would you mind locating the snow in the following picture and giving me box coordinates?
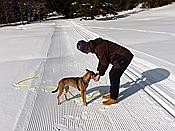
[0,3,175,131]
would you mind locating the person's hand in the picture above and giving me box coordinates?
[94,74,100,82]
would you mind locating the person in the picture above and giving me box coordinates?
[77,38,133,105]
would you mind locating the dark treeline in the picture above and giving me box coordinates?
[1,0,175,24]
[141,0,175,8]
[47,0,140,19]
[0,0,47,24]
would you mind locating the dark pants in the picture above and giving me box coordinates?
[109,58,133,100]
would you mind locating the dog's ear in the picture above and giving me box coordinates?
[86,69,90,72]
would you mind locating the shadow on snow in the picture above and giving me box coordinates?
[86,68,170,104]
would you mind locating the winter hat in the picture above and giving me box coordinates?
[77,40,89,54]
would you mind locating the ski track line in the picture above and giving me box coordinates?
[133,57,175,89]
[74,21,175,67]
[132,58,175,103]
[26,23,59,131]
[14,60,46,131]
[133,61,175,113]
[123,68,175,130]
[131,59,175,116]
[13,23,56,131]
[87,25,175,37]
[126,64,175,117]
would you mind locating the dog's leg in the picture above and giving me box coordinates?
[81,90,87,106]
[57,82,64,105]
[64,86,69,101]
[57,96,60,105]
[57,88,63,105]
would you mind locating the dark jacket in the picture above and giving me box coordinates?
[89,38,133,76]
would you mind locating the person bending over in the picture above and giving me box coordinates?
[77,38,133,105]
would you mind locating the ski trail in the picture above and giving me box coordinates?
[74,22,175,67]
[15,20,175,131]
[86,25,175,37]
[13,23,56,131]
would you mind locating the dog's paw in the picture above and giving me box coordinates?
[83,102,87,106]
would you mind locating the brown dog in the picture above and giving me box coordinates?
[52,69,96,106]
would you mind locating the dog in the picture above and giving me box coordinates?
[52,69,96,106]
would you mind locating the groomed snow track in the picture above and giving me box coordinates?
[14,20,175,131]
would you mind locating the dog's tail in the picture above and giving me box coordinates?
[51,87,59,93]
[52,83,60,93]
[52,81,62,93]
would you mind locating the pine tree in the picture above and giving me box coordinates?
[141,0,173,8]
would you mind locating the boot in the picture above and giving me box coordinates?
[102,94,110,99]
[102,98,118,106]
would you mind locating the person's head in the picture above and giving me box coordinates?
[77,40,91,54]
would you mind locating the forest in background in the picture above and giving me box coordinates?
[0,0,175,24]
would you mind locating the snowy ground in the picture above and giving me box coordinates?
[0,3,175,131]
